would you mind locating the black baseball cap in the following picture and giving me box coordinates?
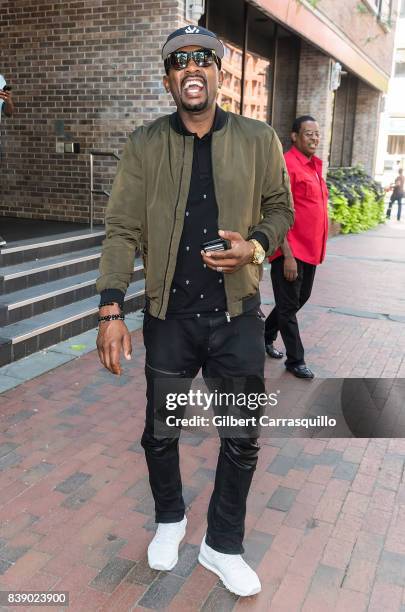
[162,25,224,60]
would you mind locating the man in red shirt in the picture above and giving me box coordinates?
[264,115,328,378]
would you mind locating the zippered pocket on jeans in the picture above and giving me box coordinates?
[145,363,187,376]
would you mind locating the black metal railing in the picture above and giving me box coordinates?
[89,151,120,230]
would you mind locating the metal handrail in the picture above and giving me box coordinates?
[89,150,120,230]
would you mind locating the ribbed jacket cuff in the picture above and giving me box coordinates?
[99,289,125,308]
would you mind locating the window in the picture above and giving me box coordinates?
[362,0,381,12]
[395,64,405,77]
[329,74,358,167]
[242,51,271,121]
[379,0,392,23]
[388,135,405,155]
[394,49,405,77]
[362,0,393,23]
[401,0,405,18]
[242,5,274,122]
[217,41,243,114]
[206,0,274,122]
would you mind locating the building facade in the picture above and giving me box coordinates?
[0,0,399,227]
[376,0,405,183]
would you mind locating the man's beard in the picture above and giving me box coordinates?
[180,98,209,112]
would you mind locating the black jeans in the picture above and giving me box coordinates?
[141,310,265,554]
[386,194,402,221]
[264,256,316,367]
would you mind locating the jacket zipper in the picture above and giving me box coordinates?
[157,135,186,319]
[211,131,230,318]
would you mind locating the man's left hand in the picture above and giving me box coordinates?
[0,90,14,116]
[0,90,10,102]
[201,230,254,273]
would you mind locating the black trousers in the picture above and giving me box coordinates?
[264,256,316,367]
[386,194,403,221]
[141,310,265,554]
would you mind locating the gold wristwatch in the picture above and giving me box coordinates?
[249,239,265,265]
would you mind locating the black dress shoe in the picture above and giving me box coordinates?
[265,343,284,359]
[286,364,315,379]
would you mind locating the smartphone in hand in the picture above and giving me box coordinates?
[201,238,231,253]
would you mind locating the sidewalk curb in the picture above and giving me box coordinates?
[0,311,144,394]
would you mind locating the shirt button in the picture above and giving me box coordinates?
[200,294,204,299]
[186,211,189,216]
[186,280,190,285]
[215,308,219,312]
[219,279,223,284]
[172,288,176,293]
[186,246,190,251]
[196,313,200,318]
[203,194,207,199]
[203,229,207,234]
[203,263,207,268]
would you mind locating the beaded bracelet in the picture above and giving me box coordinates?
[98,301,123,309]
[98,314,125,323]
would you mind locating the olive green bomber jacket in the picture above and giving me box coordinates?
[96,111,294,319]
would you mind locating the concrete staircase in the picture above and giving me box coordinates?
[0,230,145,366]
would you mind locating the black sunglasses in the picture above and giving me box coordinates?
[164,48,221,73]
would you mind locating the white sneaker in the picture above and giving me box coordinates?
[198,536,261,597]
[147,516,187,571]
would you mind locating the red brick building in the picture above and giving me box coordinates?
[0,0,399,228]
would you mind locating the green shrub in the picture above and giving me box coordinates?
[326,166,385,234]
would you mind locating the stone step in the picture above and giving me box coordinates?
[0,246,103,294]
[0,260,144,326]
[0,229,105,266]
[0,279,145,366]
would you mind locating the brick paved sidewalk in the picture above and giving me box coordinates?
[0,221,404,611]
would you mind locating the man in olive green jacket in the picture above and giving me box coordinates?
[96,26,293,597]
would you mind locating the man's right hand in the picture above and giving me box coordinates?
[96,306,132,375]
[283,256,298,282]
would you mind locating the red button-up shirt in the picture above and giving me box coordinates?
[270,146,329,265]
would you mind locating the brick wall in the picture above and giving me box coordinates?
[317,0,398,77]
[351,80,381,175]
[272,36,300,151]
[329,74,358,167]
[295,41,335,171]
[254,0,396,83]
[0,0,184,224]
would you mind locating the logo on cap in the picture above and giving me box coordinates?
[185,26,200,34]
